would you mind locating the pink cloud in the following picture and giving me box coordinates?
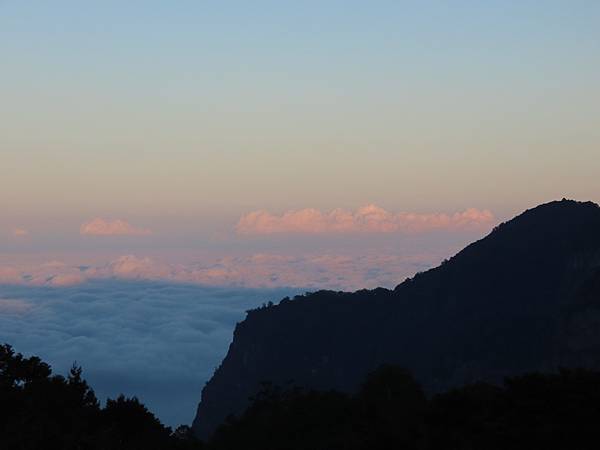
[236,205,495,235]
[80,218,152,236]
[12,228,29,237]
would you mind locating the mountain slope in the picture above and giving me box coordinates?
[192,199,600,439]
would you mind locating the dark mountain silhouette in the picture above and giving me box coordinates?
[193,199,600,439]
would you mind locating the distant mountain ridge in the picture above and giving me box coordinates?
[193,199,600,439]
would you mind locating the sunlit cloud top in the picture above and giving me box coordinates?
[80,218,152,236]
[237,205,495,235]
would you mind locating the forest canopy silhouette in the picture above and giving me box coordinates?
[3,343,600,450]
[0,344,201,450]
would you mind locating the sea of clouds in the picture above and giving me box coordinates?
[0,280,298,427]
[0,218,489,427]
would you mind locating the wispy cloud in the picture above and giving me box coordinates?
[236,205,495,235]
[80,218,152,236]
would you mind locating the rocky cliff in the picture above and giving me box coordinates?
[193,199,600,439]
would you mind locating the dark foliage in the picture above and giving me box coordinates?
[208,365,600,450]
[0,344,203,450]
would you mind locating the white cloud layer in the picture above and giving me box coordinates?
[0,280,295,428]
[80,218,152,236]
[236,205,494,235]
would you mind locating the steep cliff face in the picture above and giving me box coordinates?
[193,200,600,440]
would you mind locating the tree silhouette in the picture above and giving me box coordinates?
[5,342,600,449]
[0,343,203,450]
[356,365,427,449]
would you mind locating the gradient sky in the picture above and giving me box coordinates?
[1,0,599,283]
[2,0,600,428]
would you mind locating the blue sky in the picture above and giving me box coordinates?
[2,1,598,225]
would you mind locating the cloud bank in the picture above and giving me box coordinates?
[0,251,445,291]
[0,298,32,314]
[236,205,495,235]
[80,218,152,236]
[0,280,296,428]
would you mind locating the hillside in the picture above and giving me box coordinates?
[193,200,600,439]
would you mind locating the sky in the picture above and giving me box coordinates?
[1,1,599,279]
[2,1,599,226]
[1,0,599,426]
